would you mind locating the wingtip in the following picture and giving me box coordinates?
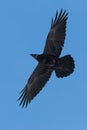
[17,89,31,108]
[50,9,69,29]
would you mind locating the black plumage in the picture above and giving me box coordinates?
[18,9,75,107]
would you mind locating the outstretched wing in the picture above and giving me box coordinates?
[43,9,68,57]
[18,63,53,107]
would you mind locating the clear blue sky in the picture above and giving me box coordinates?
[0,0,87,130]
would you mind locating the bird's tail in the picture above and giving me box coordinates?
[55,55,75,78]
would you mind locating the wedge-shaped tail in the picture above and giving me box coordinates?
[55,55,75,78]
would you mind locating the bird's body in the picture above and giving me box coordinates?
[31,54,57,66]
[18,9,75,107]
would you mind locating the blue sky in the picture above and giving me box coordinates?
[0,0,87,130]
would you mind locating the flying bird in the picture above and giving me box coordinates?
[18,9,75,107]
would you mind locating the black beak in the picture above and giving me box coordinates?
[30,54,34,57]
[30,54,38,60]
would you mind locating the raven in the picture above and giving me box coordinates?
[18,9,75,107]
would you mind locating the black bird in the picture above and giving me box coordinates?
[18,9,75,107]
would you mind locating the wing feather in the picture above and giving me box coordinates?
[18,63,53,107]
[43,9,68,56]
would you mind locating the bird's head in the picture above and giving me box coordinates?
[30,54,43,62]
[30,54,39,61]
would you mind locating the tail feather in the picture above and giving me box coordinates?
[55,55,75,78]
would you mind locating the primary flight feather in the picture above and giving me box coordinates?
[18,9,75,107]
